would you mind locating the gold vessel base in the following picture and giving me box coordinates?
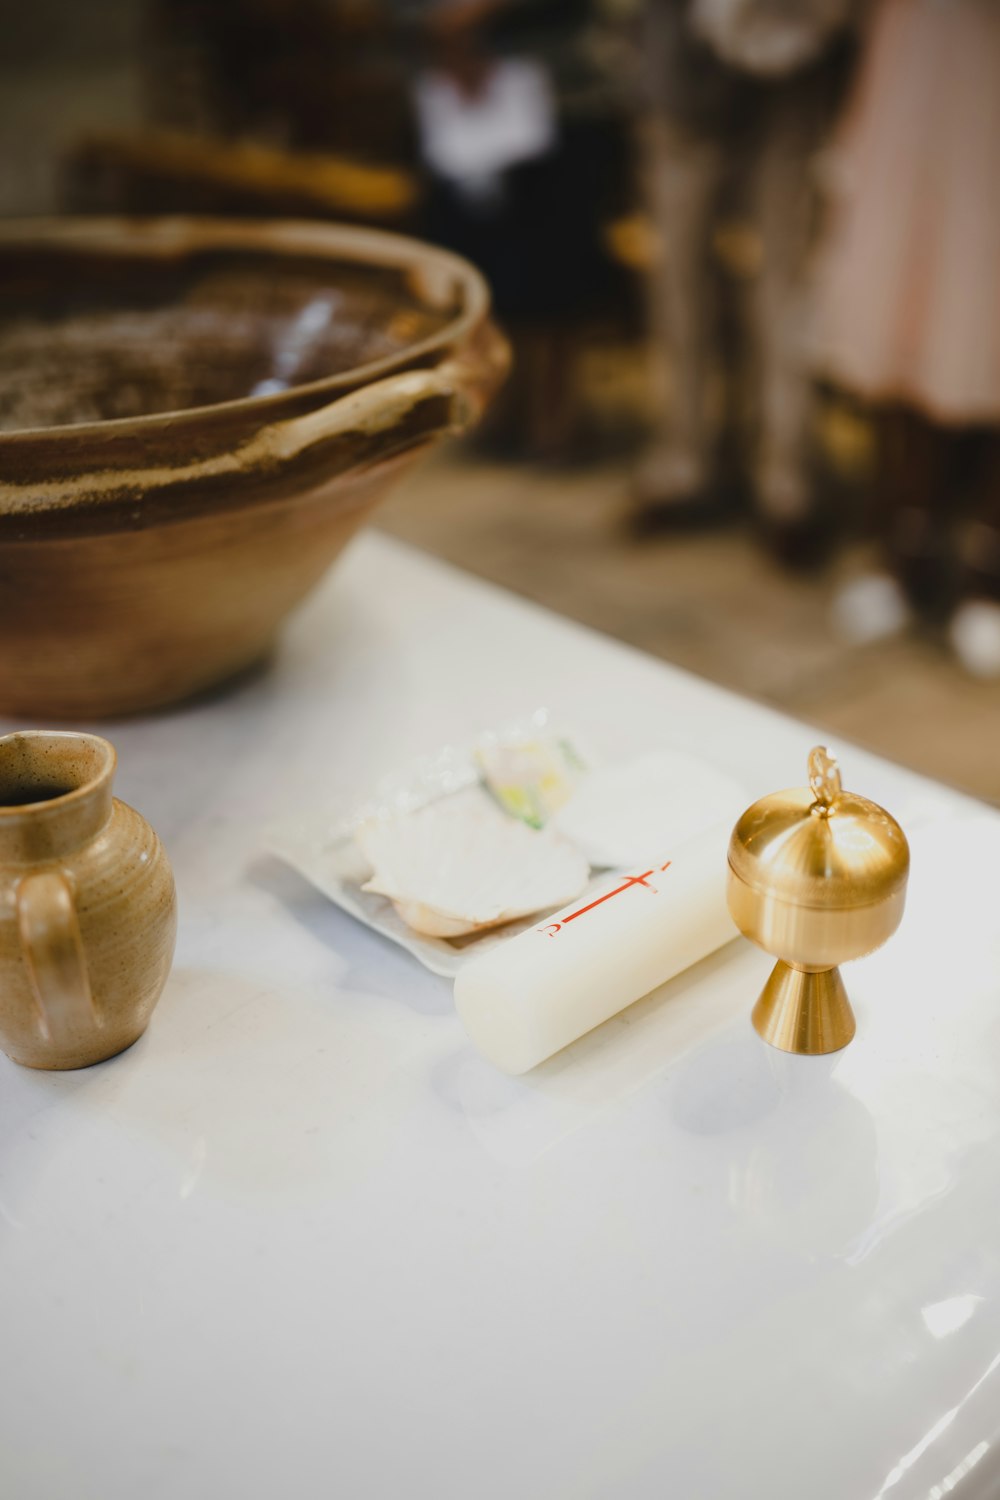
[752,962,856,1055]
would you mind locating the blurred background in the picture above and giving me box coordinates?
[3,0,999,798]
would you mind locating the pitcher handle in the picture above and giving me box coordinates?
[17,870,98,1042]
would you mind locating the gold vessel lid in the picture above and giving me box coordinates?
[728,747,909,910]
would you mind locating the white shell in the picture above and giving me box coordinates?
[356,792,589,938]
[551,750,748,869]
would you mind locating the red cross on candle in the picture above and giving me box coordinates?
[539,861,673,936]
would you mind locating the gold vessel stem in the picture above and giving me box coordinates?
[752,960,856,1055]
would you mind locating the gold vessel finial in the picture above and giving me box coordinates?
[808,745,841,811]
[726,747,909,1055]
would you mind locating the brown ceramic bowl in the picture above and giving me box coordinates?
[0,217,507,718]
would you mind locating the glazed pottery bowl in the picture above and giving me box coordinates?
[0,217,507,718]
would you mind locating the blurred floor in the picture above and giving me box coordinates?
[378,450,1000,805]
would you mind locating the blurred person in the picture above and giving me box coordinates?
[633,0,855,562]
[414,0,558,239]
[412,0,615,457]
[811,0,1000,674]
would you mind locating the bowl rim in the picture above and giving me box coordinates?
[0,214,492,442]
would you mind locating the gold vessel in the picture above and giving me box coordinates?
[727,747,909,1055]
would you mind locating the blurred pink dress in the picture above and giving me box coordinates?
[813,0,1000,425]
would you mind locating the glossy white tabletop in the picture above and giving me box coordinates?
[2,533,1000,1500]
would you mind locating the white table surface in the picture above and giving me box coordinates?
[3,533,1000,1500]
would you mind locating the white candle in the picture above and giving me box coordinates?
[453,821,737,1073]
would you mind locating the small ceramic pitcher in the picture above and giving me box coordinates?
[0,731,176,1069]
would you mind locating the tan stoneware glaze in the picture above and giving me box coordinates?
[0,217,508,718]
[0,731,177,1069]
